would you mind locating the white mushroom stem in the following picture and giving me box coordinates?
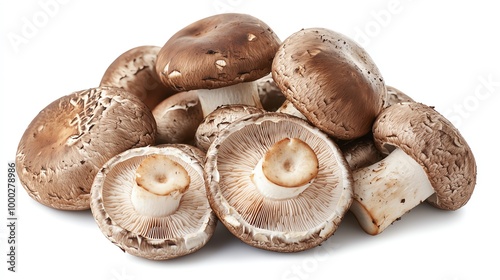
[251,138,319,200]
[350,148,435,235]
[131,154,190,217]
[197,81,262,117]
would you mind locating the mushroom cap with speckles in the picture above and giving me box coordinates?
[195,104,265,152]
[152,91,203,145]
[15,87,157,210]
[91,144,216,260]
[155,13,281,91]
[373,102,476,210]
[272,28,387,140]
[204,112,353,252]
[100,45,174,110]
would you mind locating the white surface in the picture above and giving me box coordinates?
[1,1,498,279]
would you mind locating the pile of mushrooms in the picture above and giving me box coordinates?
[15,13,477,259]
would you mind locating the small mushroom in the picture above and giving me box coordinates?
[350,102,477,235]
[100,45,174,110]
[152,91,203,145]
[384,85,415,107]
[272,28,387,140]
[205,112,353,252]
[91,144,216,260]
[16,87,157,210]
[155,13,281,116]
[194,104,265,152]
[340,134,384,170]
[256,74,286,111]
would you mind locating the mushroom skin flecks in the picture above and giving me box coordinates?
[16,87,157,210]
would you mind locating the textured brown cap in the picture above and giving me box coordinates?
[156,13,281,91]
[16,87,157,210]
[273,28,387,140]
[373,102,476,210]
[100,45,174,109]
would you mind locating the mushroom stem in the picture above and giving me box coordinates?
[350,148,435,235]
[196,81,263,117]
[251,138,319,200]
[131,154,190,217]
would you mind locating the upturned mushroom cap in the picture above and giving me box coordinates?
[152,91,203,144]
[373,102,476,210]
[100,45,174,109]
[155,13,281,91]
[91,144,216,260]
[16,87,157,210]
[194,104,265,151]
[205,112,353,252]
[272,28,387,140]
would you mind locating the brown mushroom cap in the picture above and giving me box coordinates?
[91,144,216,260]
[194,104,265,151]
[205,112,353,252]
[16,87,157,210]
[373,102,476,210]
[100,45,174,109]
[272,28,387,140]
[152,91,203,145]
[155,13,281,91]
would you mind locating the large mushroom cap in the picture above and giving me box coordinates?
[100,45,174,109]
[272,28,387,140]
[91,144,216,260]
[16,87,157,210]
[155,13,281,91]
[373,102,477,210]
[205,112,353,252]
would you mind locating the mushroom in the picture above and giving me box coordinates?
[272,28,387,140]
[205,112,352,252]
[91,144,216,260]
[384,85,415,107]
[256,74,286,111]
[15,87,157,210]
[350,102,477,235]
[100,45,174,110]
[340,134,384,170]
[155,13,282,117]
[194,104,265,152]
[152,90,203,145]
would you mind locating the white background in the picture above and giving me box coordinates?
[1,1,499,279]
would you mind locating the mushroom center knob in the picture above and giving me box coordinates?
[262,138,319,188]
[132,154,191,217]
[135,154,190,196]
